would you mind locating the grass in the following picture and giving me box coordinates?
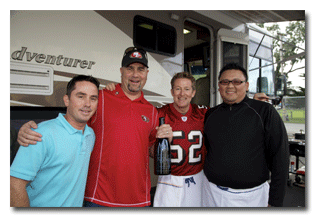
[277,109,305,124]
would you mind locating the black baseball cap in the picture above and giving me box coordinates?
[121,47,148,68]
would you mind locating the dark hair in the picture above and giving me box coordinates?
[218,63,248,81]
[66,75,100,97]
[171,72,196,90]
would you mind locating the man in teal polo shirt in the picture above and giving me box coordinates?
[10,75,99,207]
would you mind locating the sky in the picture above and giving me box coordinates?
[287,60,305,90]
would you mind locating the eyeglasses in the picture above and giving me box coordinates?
[219,79,246,86]
[124,47,147,58]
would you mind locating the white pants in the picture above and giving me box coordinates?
[202,179,270,207]
[153,170,205,207]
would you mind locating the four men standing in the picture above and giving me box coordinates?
[11,47,289,207]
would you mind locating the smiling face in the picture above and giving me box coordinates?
[120,62,149,100]
[218,69,249,105]
[171,78,196,114]
[63,81,99,130]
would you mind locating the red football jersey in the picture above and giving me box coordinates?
[84,84,158,207]
[156,103,208,176]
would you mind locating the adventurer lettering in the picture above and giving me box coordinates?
[11,47,96,69]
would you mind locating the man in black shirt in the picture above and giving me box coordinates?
[202,63,289,207]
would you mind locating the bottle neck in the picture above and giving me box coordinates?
[159,117,165,126]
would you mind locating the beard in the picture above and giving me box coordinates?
[127,83,142,92]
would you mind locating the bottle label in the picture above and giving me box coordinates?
[155,139,171,175]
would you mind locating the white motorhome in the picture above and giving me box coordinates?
[11,10,289,107]
[10,10,302,191]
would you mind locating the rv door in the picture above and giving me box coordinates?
[216,28,249,105]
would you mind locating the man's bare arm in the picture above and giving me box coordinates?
[10,176,30,207]
[253,93,270,102]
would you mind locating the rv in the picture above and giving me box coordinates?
[10,10,288,191]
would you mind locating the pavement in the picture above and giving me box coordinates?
[284,123,305,138]
[283,178,305,207]
[284,123,306,207]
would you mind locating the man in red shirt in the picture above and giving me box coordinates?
[16,47,173,207]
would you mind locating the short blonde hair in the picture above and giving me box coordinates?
[171,72,196,90]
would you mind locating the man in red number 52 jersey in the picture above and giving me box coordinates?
[150,72,208,207]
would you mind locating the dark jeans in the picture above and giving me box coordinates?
[83,200,106,207]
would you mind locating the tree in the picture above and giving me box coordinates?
[257,21,305,96]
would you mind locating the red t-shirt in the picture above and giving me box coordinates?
[84,84,158,207]
[153,103,208,176]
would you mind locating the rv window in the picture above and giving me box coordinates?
[248,56,275,95]
[134,15,176,56]
[222,42,245,68]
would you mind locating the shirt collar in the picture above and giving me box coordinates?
[114,83,147,104]
[170,103,192,117]
[57,113,92,136]
[222,95,249,107]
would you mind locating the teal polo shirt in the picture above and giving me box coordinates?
[10,113,95,207]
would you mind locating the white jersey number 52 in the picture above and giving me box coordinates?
[171,130,202,165]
